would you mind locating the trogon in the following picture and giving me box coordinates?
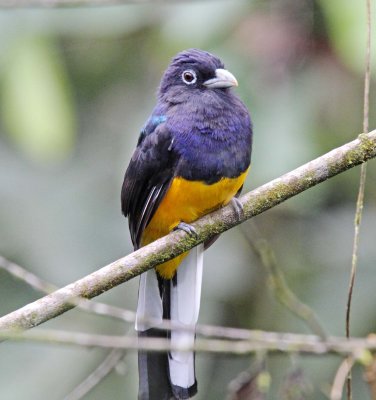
[121,49,253,399]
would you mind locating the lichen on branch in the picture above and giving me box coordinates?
[0,130,375,332]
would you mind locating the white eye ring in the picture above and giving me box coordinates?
[182,70,197,85]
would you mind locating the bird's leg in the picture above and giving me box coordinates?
[230,197,244,220]
[174,222,198,237]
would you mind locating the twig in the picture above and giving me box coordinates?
[346,1,372,398]
[1,328,376,357]
[0,254,332,342]
[63,349,126,400]
[257,239,326,339]
[0,254,324,341]
[1,256,281,397]
[242,225,326,339]
[0,130,375,332]
[0,255,137,323]
[331,358,355,400]
[0,255,57,293]
[364,334,376,400]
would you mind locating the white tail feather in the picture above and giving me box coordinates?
[136,269,163,331]
[169,244,204,388]
[135,245,204,391]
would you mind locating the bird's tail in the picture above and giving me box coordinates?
[136,244,204,400]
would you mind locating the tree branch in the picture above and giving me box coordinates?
[331,358,355,400]
[1,328,376,357]
[0,130,375,332]
[0,255,137,323]
[241,225,326,339]
[346,1,372,398]
[63,348,127,400]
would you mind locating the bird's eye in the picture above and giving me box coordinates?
[182,70,197,85]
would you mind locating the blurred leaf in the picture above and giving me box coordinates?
[161,1,249,47]
[1,35,75,163]
[319,0,376,75]
[227,360,270,400]
[279,367,312,400]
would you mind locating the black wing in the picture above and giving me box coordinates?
[121,123,177,249]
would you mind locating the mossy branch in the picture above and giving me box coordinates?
[0,129,375,332]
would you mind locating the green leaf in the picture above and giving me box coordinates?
[319,0,376,74]
[1,35,75,163]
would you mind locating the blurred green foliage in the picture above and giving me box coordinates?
[0,1,375,399]
[320,0,376,74]
[1,35,75,163]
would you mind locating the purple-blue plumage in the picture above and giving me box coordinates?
[121,49,253,400]
[122,48,253,244]
[157,48,252,183]
[166,88,252,183]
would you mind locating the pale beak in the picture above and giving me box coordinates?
[203,68,238,89]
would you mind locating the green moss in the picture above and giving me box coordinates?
[256,182,292,211]
[31,311,38,321]
[358,133,376,158]
[344,137,376,168]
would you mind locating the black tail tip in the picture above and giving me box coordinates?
[171,381,198,399]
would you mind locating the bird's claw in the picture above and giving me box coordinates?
[174,222,198,237]
[230,197,244,220]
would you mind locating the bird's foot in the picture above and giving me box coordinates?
[174,222,198,237]
[230,197,244,220]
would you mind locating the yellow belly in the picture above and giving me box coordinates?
[141,168,249,279]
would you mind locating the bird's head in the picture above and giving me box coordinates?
[158,49,238,102]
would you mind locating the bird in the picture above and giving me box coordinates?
[121,48,253,400]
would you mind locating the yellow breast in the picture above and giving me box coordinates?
[142,167,249,278]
